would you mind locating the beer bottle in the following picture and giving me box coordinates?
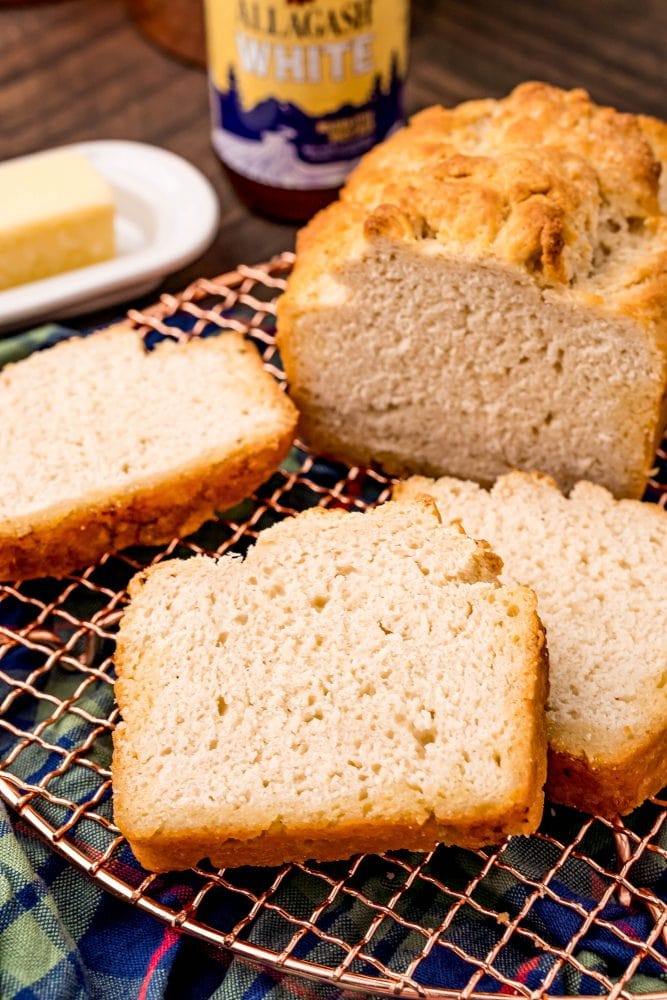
[204,0,409,222]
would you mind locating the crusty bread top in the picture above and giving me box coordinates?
[394,472,667,771]
[114,499,547,853]
[284,82,667,332]
[0,325,297,526]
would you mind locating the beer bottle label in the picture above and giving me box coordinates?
[205,1,408,189]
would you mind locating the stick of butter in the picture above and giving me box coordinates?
[0,149,116,292]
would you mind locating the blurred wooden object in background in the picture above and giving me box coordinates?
[127,0,206,66]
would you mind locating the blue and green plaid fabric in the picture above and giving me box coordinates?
[0,802,351,999]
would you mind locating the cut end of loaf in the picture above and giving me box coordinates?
[279,235,663,499]
[113,499,548,871]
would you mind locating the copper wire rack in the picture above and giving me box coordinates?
[1,254,666,999]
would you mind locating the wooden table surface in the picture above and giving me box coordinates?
[1,0,666,329]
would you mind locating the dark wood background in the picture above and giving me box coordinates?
[1,0,665,329]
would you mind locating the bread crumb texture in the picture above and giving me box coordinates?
[395,472,667,816]
[278,82,667,498]
[0,325,297,579]
[113,499,548,871]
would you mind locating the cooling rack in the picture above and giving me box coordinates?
[0,253,666,999]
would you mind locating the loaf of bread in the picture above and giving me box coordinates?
[395,472,667,816]
[278,82,667,499]
[113,498,548,872]
[0,325,297,580]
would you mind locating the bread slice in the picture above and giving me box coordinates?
[277,82,667,499]
[112,498,548,872]
[0,325,297,580]
[395,472,667,816]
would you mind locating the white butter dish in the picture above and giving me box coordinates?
[0,140,219,333]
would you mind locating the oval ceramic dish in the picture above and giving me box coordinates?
[0,140,219,333]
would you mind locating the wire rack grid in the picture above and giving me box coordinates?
[0,254,666,999]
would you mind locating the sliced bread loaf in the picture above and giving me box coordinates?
[113,498,548,872]
[277,82,667,498]
[0,325,297,579]
[395,472,667,816]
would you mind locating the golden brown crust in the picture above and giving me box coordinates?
[280,81,667,327]
[547,728,667,817]
[340,81,664,290]
[352,83,660,218]
[0,429,295,580]
[120,806,542,873]
[639,113,667,206]
[523,597,550,825]
[352,145,599,286]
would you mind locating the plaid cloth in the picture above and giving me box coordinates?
[0,323,665,999]
[0,802,351,999]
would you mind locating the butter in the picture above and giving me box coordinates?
[0,149,115,292]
